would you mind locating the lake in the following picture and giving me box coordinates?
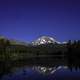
[1,67,80,80]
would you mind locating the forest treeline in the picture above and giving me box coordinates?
[66,40,80,70]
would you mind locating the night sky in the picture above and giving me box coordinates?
[0,0,80,42]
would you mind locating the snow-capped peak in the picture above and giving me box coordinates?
[32,36,60,45]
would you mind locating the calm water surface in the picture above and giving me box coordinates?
[1,67,80,80]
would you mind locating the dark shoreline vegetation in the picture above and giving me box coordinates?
[0,38,80,78]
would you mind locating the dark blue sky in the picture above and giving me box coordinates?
[0,0,80,42]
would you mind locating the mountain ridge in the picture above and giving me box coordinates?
[0,35,67,46]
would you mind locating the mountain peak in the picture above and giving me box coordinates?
[32,36,59,45]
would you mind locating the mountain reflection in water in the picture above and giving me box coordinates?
[1,67,80,80]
